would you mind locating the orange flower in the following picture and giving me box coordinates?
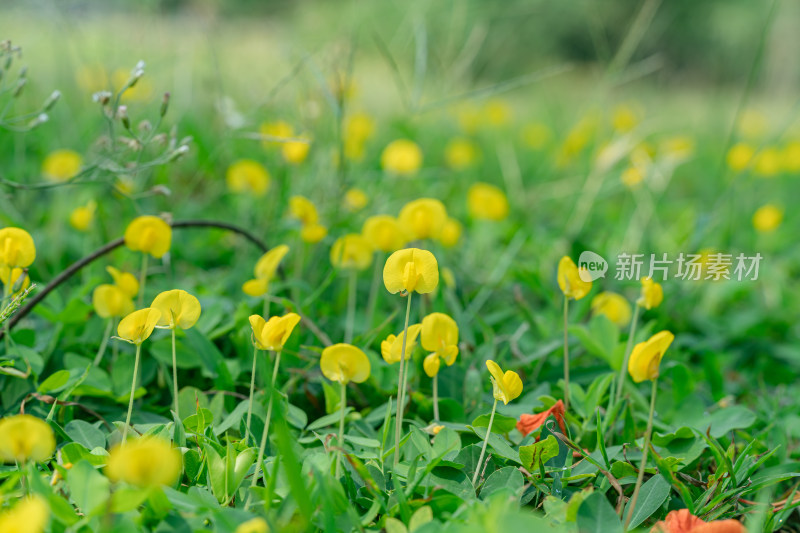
[516,400,567,437]
[651,509,745,533]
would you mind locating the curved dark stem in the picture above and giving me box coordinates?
[0,220,267,337]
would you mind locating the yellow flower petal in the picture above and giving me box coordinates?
[330,234,373,271]
[250,313,301,351]
[557,256,592,300]
[124,216,172,258]
[106,266,139,298]
[92,284,135,319]
[381,139,423,176]
[628,330,675,383]
[117,308,161,345]
[0,227,36,268]
[362,215,408,253]
[151,289,201,329]
[0,414,55,463]
[421,312,459,360]
[423,354,440,377]
[398,198,447,240]
[638,277,664,310]
[226,159,270,196]
[383,248,439,294]
[467,182,509,221]
[254,245,289,280]
[591,292,632,327]
[106,437,181,488]
[320,343,371,384]
[242,278,269,297]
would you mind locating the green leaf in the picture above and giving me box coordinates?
[623,474,671,529]
[183,408,214,434]
[472,412,518,434]
[64,420,105,450]
[66,460,110,517]
[469,426,520,464]
[576,492,623,533]
[38,369,71,394]
[519,435,559,471]
[385,517,408,533]
[60,442,108,467]
[409,506,433,532]
[706,406,757,438]
[480,466,523,499]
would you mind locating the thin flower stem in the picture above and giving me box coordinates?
[472,398,498,486]
[393,292,413,468]
[92,319,113,366]
[563,295,570,411]
[624,378,658,531]
[345,269,357,344]
[171,328,179,420]
[247,350,281,509]
[122,342,142,444]
[433,374,439,421]
[2,282,10,353]
[137,253,149,308]
[365,254,382,329]
[335,380,347,477]
[615,303,640,405]
[245,344,259,444]
[262,294,270,320]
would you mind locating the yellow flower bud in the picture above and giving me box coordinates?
[249,313,301,352]
[485,360,522,405]
[638,277,663,310]
[380,324,422,365]
[557,256,592,300]
[628,330,674,383]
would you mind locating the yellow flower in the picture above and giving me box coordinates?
[638,277,663,310]
[444,138,479,170]
[557,256,592,300]
[421,313,459,377]
[0,495,49,533]
[242,244,290,296]
[726,143,754,172]
[112,68,154,102]
[782,141,800,172]
[467,183,509,221]
[0,414,56,463]
[236,517,269,533]
[621,165,645,187]
[485,360,522,405]
[344,112,375,144]
[330,234,373,271]
[42,149,82,182]
[320,343,371,384]
[344,188,369,212]
[92,284,135,319]
[106,436,182,488]
[398,198,447,240]
[383,248,439,294]
[612,104,639,133]
[521,122,552,150]
[628,330,675,383]
[226,159,270,196]
[344,138,367,162]
[752,204,783,233]
[151,290,201,329]
[300,224,328,244]
[259,120,293,146]
[282,134,311,164]
[438,218,462,248]
[69,200,96,232]
[242,279,269,297]
[249,313,301,351]
[753,147,781,177]
[0,266,30,297]
[381,139,423,176]
[483,99,511,127]
[659,136,694,161]
[117,308,161,345]
[288,196,320,226]
[381,324,422,365]
[362,215,407,253]
[0,227,36,268]
[124,216,172,258]
[106,266,139,298]
[591,292,632,327]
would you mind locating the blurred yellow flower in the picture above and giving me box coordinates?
[344,112,375,144]
[557,256,592,300]
[106,437,181,487]
[398,198,447,240]
[320,343,371,384]
[330,234,373,271]
[438,218,462,248]
[628,330,674,383]
[591,292,632,327]
[612,104,639,133]
[0,414,56,463]
[381,324,422,365]
[69,200,96,232]
[737,109,768,139]
[106,266,139,298]
[288,195,319,225]
[381,139,423,176]
[444,138,479,170]
[260,120,293,146]
[726,143,754,172]
[421,313,459,377]
[243,245,289,296]
[362,215,407,253]
[226,160,270,196]
[42,149,82,182]
[483,99,511,127]
[441,266,456,289]
[151,289,201,329]
[124,216,172,258]
[117,307,161,345]
[383,248,439,294]
[485,360,522,405]
[659,136,695,161]
[300,223,328,244]
[638,276,663,310]
[468,182,509,221]
[752,204,783,233]
[521,122,552,150]
[0,495,49,533]
[753,147,781,177]
[0,266,30,297]
[112,68,154,102]
[282,134,311,164]
[0,227,36,268]
[92,284,135,319]
[621,165,645,187]
[344,188,369,212]
[782,141,800,173]
[249,313,301,351]
[236,517,269,533]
